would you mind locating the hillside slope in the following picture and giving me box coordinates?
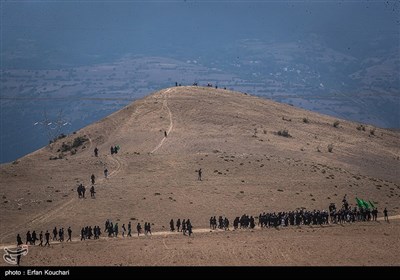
[1,86,399,247]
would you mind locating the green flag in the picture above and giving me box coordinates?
[356,197,364,209]
[361,199,370,209]
[369,200,375,208]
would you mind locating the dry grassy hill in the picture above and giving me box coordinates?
[1,86,399,265]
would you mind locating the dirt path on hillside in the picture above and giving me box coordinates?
[1,215,399,249]
[150,88,174,154]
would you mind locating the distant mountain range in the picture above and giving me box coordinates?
[1,37,399,163]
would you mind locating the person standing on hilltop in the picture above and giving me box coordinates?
[164,130,167,138]
[91,174,95,185]
[94,147,99,157]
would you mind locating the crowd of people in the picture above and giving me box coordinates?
[169,219,193,236]
[175,81,227,90]
[15,131,392,262]
[209,216,230,230]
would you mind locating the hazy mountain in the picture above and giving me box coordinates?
[1,1,399,163]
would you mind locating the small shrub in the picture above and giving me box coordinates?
[356,124,366,131]
[277,130,291,137]
[328,144,333,153]
[49,133,67,144]
[303,118,309,123]
[61,142,71,152]
[333,121,340,128]
[72,136,88,148]
[60,136,88,153]
[370,128,375,136]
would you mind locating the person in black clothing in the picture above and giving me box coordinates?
[384,208,389,222]
[182,219,186,235]
[197,168,202,181]
[164,131,167,138]
[94,147,99,157]
[31,231,37,245]
[39,231,43,246]
[77,184,82,198]
[170,219,175,231]
[67,227,72,242]
[16,247,22,266]
[137,223,142,236]
[147,222,152,235]
[187,222,193,237]
[59,228,64,242]
[17,234,23,246]
[45,230,50,246]
[90,186,96,198]
[176,219,181,232]
[122,224,126,237]
[52,227,58,240]
[91,174,95,185]
[26,231,32,245]
[111,146,114,155]
[81,227,85,241]
[128,222,132,237]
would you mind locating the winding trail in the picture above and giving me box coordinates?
[150,88,174,154]
[106,154,122,179]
